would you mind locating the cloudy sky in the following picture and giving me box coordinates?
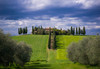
[0,0,100,35]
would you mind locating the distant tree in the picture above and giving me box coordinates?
[53,28,56,35]
[71,26,73,35]
[40,26,44,35]
[49,27,51,35]
[23,28,26,34]
[18,28,20,34]
[48,27,51,49]
[96,32,99,36]
[34,27,37,31]
[80,29,83,34]
[18,28,22,35]
[72,28,75,35]
[76,27,78,35]
[83,27,86,35]
[67,29,71,35]
[70,27,75,35]
[40,26,43,29]
[53,34,56,49]
[53,27,56,49]
[32,26,34,34]
[79,27,81,35]
[25,27,28,34]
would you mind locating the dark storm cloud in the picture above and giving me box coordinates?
[0,0,100,35]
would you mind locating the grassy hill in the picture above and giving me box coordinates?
[12,35,49,61]
[10,35,100,69]
[53,35,100,69]
[56,35,85,60]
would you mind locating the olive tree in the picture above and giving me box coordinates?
[68,36,100,66]
[0,29,32,66]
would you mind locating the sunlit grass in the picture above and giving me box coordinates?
[12,35,49,61]
[56,35,85,60]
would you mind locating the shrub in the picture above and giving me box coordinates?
[68,36,100,66]
[0,30,16,66]
[0,29,32,66]
[14,42,32,66]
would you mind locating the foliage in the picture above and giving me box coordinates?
[76,27,78,35]
[83,27,86,35]
[0,30,32,66]
[68,36,100,66]
[79,27,81,35]
[53,28,56,49]
[70,26,75,35]
[25,27,28,34]
[96,33,99,35]
[18,28,22,35]
[22,27,28,34]
[71,26,73,35]
[18,27,28,35]
[14,42,32,66]
[32,26,46,35]
[32,26,34,34]
[0,30,16,66]
[48,28,51,49]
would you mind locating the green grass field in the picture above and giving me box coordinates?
[10,35,100,69]
[56,35,85,60]
[54,35,100,69]
[12,35,49,61]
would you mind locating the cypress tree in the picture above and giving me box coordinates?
[53,28,56,49]
[73,28,75,35]
[79,27,80,35]
[40,26,44,35]
[83,27,86,35]
[53,28,56,35]
[48,27,51,49]
[76,27,78,35]
[18,28,22,35]
[25,27,27,34]
[32,26,34,34]
[18,28,20,35]
[23,28,26,34]
[71,26,72,35]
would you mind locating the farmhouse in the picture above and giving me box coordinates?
[44,27,53,32]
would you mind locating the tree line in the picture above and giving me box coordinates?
[18,26,86,35]
[48,27,56,49]
[18,27,28,35]
[32,26,46,35]
[70,26,86,35]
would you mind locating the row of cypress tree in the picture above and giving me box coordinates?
[32,26,46,35]
[53,28,56,49]
[48,28,56,49]
[71,26,86,35]
[18,26,86,35]
[18,27,28,35]
[48,27,51,49]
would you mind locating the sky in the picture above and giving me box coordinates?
[0,0,100,35]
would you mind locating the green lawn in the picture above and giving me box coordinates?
[54,35,100,69]
[56,35,85,60]
[10,35,100,69]
[12,35,49,61]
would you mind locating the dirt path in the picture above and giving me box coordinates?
[50,34,54,49]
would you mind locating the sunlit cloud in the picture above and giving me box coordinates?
[21,0,100,11]
[0,16,100,35]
